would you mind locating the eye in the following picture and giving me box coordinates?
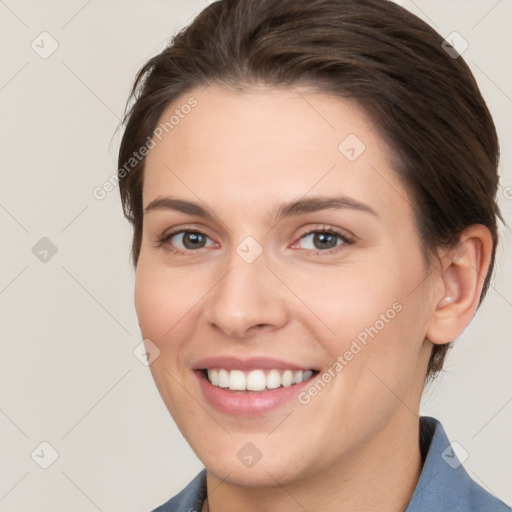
[294,228,352,253]
[155,226,353,256]
[157,229,216,253]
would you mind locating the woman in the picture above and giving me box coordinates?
[117,0,510,510]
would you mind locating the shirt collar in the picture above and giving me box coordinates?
[155,416,509,511]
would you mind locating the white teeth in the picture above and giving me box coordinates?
[218,369,229,388]
[303,370,313,380]
[229,369,246,391]
[209,369,219,386]
[281,370,294,387]
[246,370,267,391]
[266,369,281,389]
[206,368,315,391]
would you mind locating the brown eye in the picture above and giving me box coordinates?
[160,230,215,252]
[298,230,350,251]
[177,232,208,249]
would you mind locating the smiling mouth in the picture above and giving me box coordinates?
[201,368,320,392]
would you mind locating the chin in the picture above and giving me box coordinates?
[207,461,302,488]
[198,442,314,489]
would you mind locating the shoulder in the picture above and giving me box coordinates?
[406,417,511,512]
[150,469,207,512]
[148,421,511,512]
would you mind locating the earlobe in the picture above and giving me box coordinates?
[426,225,493,345]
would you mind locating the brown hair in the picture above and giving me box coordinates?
[118,0,502,381]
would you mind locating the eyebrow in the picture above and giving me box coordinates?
[144,195,378,221]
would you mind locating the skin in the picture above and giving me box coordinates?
[134,84,492,512]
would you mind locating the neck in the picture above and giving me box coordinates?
[204,411,422,512]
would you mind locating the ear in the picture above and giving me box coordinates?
[426,224,494,345]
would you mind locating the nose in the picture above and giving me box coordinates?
[203,246,290,340]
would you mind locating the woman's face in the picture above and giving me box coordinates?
[135,85,438,486]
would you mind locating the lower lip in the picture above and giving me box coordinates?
[195,371,315,416]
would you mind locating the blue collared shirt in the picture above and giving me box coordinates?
[152,416,510,511]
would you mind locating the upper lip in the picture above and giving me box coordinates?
[193,356,318,372]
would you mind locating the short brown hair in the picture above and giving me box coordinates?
[118,0,502,381]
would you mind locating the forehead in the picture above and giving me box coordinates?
[142,85,408,223]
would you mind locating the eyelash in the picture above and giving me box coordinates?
[155,225,354,257]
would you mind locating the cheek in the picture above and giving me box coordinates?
[134,258,204,341]
[287,260,403,341]
[291,254,429,389]
[133,261,204,421]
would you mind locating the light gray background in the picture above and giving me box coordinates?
[1,1,511,510]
